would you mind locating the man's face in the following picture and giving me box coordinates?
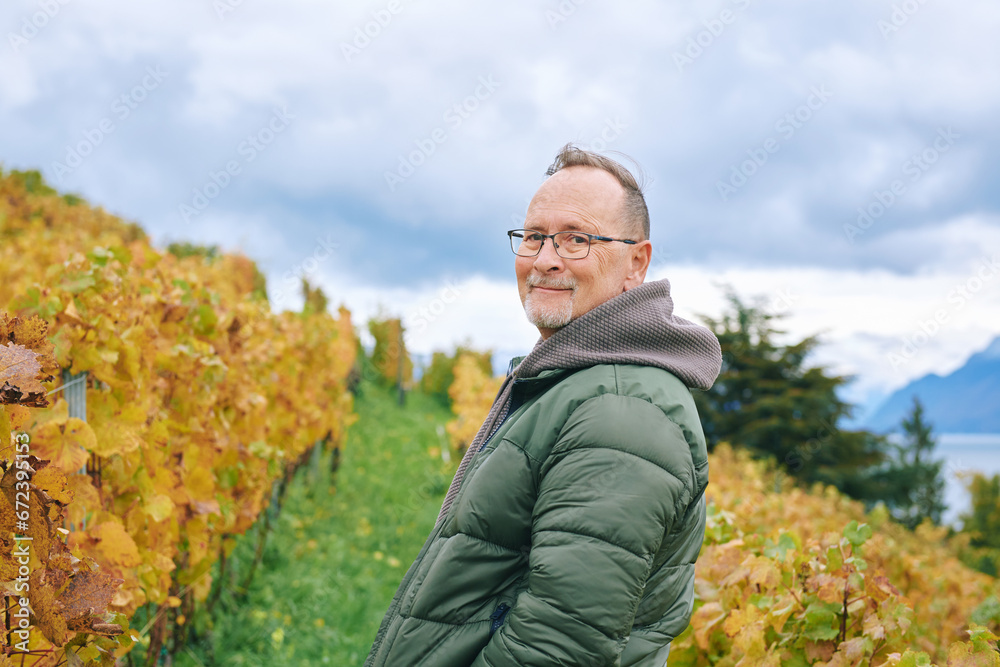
[515,165,651,340]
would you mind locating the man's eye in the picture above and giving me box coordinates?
[525,233,543,241]
[566,234,589,244]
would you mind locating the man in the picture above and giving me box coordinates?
[365,144,722,666]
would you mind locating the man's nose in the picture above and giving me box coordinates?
[533,236,564,268]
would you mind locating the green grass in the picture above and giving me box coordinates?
[172,379,458,666]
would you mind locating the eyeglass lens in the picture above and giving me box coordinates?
[511,231,591,258]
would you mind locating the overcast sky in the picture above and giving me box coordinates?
[2,0,998,421]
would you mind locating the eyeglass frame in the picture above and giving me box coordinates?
[507,228,638,259]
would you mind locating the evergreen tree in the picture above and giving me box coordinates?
[694,289,886,498]
[957,471,1000,576]
[867,397,947,529]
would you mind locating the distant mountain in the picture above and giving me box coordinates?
[866,336,1000,433]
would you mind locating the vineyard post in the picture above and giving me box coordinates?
[396,320,405,407]
[63,369,89,531]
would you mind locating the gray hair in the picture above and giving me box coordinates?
[545,143,650,241]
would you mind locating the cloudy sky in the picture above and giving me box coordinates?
[2,0,999,422]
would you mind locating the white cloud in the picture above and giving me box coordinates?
[2,0,999,404]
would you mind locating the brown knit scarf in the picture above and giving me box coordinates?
[434,277,723,529]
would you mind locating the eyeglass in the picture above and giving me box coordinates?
[508,228,637,259]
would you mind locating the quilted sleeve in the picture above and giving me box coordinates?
[470,392,695,666]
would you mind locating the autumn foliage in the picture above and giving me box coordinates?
[0,170,358,665]
[444,352,503,456]
[445,357,1000,665]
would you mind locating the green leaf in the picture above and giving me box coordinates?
[843,520,872,547]
[764,532,797,560]
[827,544,843,571]
[802,601,840,641]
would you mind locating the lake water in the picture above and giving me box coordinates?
[936,433,1000,526]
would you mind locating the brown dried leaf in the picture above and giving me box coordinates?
[60,568,124,631]
[0,313,58,375]
[0,342,53,407]
[89,622,124,636]
[29,567,72,646]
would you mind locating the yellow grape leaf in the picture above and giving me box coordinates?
[814,573,845,605]
[32,463,73,504]
[863,613,886,642]
[746,555,782,590]
[865,574,900,605]
[144,494,174,523]
[825,637,867,666]
[6,403,31,431]
[0,342,53,407]
[184,466,216,503]
[724,605,763,638]
[151,551,176,574]
[0,405,10,455]
[92,520,142,567]
[948,640,1000,666]
[691,601,726,650]
[65,475,101,527]
[186,516,210,566]
[0,312,52,352]
[30,418,93,473]
[24,395,69,431]
[767,599,796,634]
[90,420,143,457]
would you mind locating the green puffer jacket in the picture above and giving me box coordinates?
[364,357,710,667]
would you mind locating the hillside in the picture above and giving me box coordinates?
[867,336,1000,433]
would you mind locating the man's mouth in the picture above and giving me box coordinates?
[532,286,571,292]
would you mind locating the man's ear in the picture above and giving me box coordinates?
[623,240,653,290]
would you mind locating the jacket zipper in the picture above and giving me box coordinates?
[488,603,511,637]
